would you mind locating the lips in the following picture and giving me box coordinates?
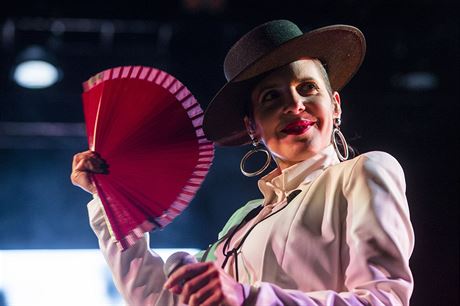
[281,119,315,135]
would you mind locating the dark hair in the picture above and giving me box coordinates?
[313,59,333,96]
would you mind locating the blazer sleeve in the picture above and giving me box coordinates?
[341,151,414,305]
[243,152,414,306]
[87,196,178,306]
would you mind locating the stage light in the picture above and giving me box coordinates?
[14,60,59,89]
[391,71,439,91]
[12,45,61,89]
[0,248,200,305]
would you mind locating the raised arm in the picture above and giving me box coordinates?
[72,150,176,305]
[88,196,176,305]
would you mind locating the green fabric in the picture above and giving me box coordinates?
[194,249,207,262]
[196,199,263,262]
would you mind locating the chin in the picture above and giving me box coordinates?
[268,137,323,161]
[293,151,317,162]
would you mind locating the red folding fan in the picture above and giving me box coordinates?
[81,66,214,251]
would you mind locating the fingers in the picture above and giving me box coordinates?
[70,150,109,194]
[180,266,219,305]
[74,157,108,174]
[165,262,241,306]
[189,278,221,306]
[164,262,209,291]
[72,150,94,169]
[72,150,107,171]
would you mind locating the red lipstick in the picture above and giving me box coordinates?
[281,120,315,135]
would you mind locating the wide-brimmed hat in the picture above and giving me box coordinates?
[203,19,366,146]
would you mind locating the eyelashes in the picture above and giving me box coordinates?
[297,82,319,95]
[260,89,280,104]
[258,81,320,105]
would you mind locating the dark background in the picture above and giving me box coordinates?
[1,1,458,305]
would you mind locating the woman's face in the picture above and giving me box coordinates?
[246,59,341,170]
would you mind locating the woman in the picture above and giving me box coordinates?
[71,20,414,305]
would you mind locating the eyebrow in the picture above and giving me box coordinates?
[295,77,319,84]
[255,76,319,94]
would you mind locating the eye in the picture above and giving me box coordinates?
[259,89,280,104]
[297,82,319,96]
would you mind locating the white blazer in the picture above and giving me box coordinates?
[88,146,414,305]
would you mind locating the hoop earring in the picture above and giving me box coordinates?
[332,118,349,162]
[240,135,271,177]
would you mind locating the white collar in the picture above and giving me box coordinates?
[258,145,340,205]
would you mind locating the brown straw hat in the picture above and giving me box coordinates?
[203,19,366,146]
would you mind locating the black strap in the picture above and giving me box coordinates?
[287,189,301,203]
[221,189,301,281]
[200,205,263,263]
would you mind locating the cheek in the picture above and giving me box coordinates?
[258,122,277,143]
[254,113,278,139]
[321,117,334,132]
[316,104,335,137]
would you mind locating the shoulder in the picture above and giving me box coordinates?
[351,151,403,172]
[342,151,406,191]
[326,151,404,179]
[341,151,404,175]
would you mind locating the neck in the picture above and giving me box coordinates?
[274,145,334,171]
[276,159,299,171]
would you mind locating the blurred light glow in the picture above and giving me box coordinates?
[0,248,199,305]
[13,60,59,89]
[392,71,439,91]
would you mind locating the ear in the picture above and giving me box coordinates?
[243,116,257,136]
[332,91,342,118]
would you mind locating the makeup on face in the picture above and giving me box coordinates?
[281,119,316,135]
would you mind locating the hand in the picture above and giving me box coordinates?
[70,150,108,194]
[164,262,245,306]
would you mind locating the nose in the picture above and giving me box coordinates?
[283,87,306,114]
